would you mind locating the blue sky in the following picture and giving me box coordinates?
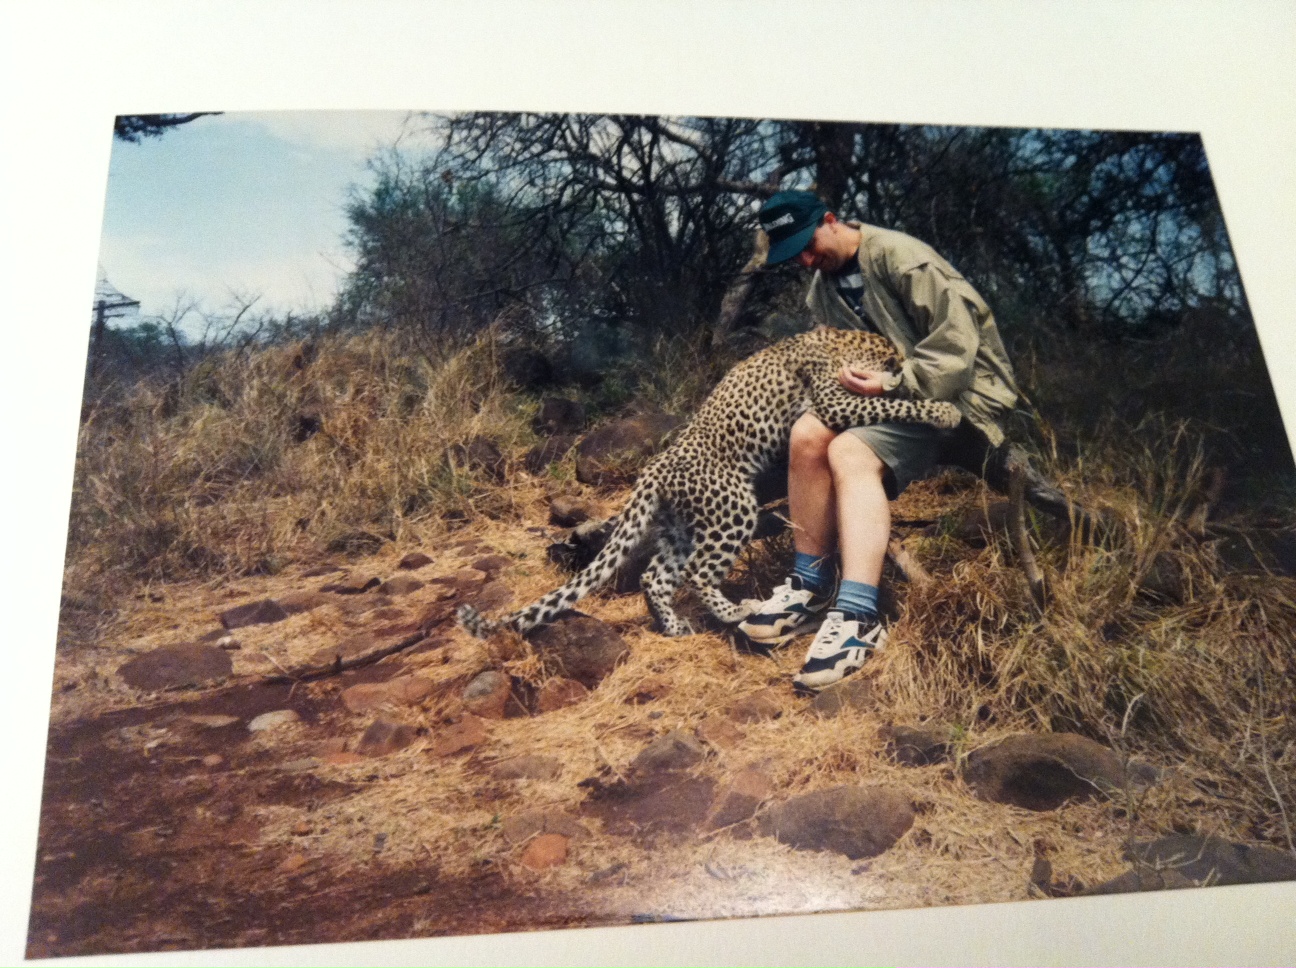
[98,111,438,322]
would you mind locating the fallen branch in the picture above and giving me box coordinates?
[262,630,431,684]
[886,537,933,588]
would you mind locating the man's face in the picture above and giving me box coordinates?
[794,216,852,273]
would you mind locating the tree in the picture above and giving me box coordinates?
[113,113,220,142]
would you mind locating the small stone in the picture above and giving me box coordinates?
[354,719,417,757]
[277,591,334,616]
[535,677,589,713]
[301,564,344,578]
[398,552,434,570]
[429,716,488,757]
[759,786,915,860]
[491,755,564,781]
[201,754,224,768]
[216,636,242,651]
[883,724,953,766]
[379,576,424,596]
[462,670,513,720]
[501,809,588,845]
[319,575,382,595]
[341,676,435,714]
[248,709,301,733]
[450,568,488,594]
[470,554,513,576]
[704,768,773,830]
[278,853,310,874]
[118,644,233,692]
[811,678,874,718]
[468,581,514,613]
[520,833,569,869]
[308,632,378,667]
[726,687,783,723]
[322,751,367,766]
[695,716,745,751]
[220,599,290,630]
[631,730,706,773]
[625,674,671,704]
[292,821,312,836]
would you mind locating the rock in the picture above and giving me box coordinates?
[322,751,367,766]
[354,719,417,757]
[695,716,745,751]
[548,494,597,528]
[341,676,435,714]
[630,730,706,773]
[470,554,513,576]
[118,644,233,692]
[1112,835,1296,888]
[216,636,242,651]
[248,709,301,733]
[520,833,570,869]
[491,755,564,781]
[575,413,685,486]
[501,809,588,845]
[535,677,589,713]
[467,581,514,613]
[462,670,518,720]
[378,576,424,596]
[201,754,224,768]
[308,632,378,668]
[962,733,1145,810]
[445,436,506,483]
[725,687,782,723]
[1085,867,1196,895]
[527,614,629,687]
[319,576,381,595]
[625,674,671,704]
[810,678,875,718]
[704,768,773,830]
[277,591,334,616]
[429,716,488,757]
[447,568,488,595]
[535,397,586,436]
[759,786,915,860]
[398,552,434,570]
[883,724,953,766]
[219,599,290,630]
[524,436,578,475]
[292,820,312,836]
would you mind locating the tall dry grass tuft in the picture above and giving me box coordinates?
[879,419,1296,850]
[62,327,534,643]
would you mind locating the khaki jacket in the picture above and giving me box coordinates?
[806,223,1019,446]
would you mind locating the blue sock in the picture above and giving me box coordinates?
[835,579,880,620]
[792,551,835,595]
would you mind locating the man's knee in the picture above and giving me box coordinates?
[790,413,836,469]
[827,432,885,480]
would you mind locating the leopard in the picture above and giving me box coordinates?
[457,327,963,639]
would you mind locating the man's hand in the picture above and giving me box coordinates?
[837,365,889,396]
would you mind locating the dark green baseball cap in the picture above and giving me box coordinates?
[759,190,828,265]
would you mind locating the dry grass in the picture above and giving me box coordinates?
[48,322,1296,932]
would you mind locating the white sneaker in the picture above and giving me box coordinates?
[736,576,831,647]
[792,610,886,692]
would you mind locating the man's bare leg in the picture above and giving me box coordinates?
[787,412,838,557]
[826,432,889,587]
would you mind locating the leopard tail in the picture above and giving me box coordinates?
[457,484,663,638]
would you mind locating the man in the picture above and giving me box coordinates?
[738,190,1020,691]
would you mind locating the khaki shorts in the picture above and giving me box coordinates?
[845,423,954,499]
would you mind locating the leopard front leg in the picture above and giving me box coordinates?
[808,375,962,431]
